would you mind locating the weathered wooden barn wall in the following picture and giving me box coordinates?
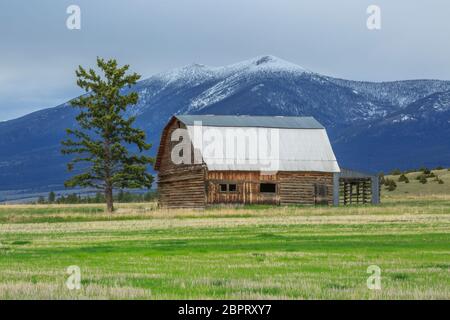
[206,171,333,205]
[278,172,333,205]
[206,171,279,205]
[156,118,206,209]
[155,116,340,208]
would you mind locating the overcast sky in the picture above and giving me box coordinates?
[0,0,449,121]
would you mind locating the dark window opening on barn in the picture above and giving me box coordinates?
[260,183,276,193]
[219,183,237,192]
[315,184,327,197]
[314,184,328,205]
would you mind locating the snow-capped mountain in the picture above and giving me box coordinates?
[327,77,450,108]
[127,55,396,128]
[333,90,450,171]
[0,55,449,191]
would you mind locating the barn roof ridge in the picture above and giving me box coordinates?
[175,114,324,129]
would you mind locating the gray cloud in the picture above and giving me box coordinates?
[1,0,449,120]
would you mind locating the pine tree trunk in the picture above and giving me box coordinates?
[104,136,114,213]
[105,185,114,213]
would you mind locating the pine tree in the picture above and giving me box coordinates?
[61,57,153,213]
[48,191,56,203]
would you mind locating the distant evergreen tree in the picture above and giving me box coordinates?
[48,191,56,203]
[117,190,125,202]
[398,174,409,183]
[420,167,431,175]
[95,192,104,203]
[144,191,157,202]
[61,58,154,213]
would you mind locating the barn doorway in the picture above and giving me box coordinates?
[314,184,328,205]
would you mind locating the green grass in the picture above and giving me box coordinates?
[0,195,449,299]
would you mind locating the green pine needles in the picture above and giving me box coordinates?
[61,57,154,212]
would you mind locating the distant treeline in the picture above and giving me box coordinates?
[380,166,448,191]
[36,190,157,204]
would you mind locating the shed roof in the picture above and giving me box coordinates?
[175,115,324,129]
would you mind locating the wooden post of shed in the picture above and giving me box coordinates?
[371,176,380,204]
[333,172,340,206]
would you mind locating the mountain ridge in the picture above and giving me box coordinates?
[0,55,449,191]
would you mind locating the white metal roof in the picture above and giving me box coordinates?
[176,115,324,129]
[185,123,340,173]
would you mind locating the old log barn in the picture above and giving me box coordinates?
[154,115,380,209]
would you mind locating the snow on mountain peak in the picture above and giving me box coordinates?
[150,55,311,86]
[181,56,312,111]
[150,63,216,86]
[252,55,310,72]
[218,55,311,75]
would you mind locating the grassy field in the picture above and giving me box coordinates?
[0,185,449,299]
[385,168,450,196]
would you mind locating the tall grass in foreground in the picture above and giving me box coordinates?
[0,195,449,299]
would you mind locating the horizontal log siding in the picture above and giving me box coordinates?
[278,172,333,205]
[156,117,334,208]
[158,167,206,209]
[157,119,206,209]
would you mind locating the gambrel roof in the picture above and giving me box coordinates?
[155,115,340,173]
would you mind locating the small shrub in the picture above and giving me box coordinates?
[427,175,443,184]
[37,196,46,204]
[420,167,431,174]
[398,174,409,183]
[419,176,427,184]
[390,169,402,175]
[416,171,435,180]
[384,178,397,191]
